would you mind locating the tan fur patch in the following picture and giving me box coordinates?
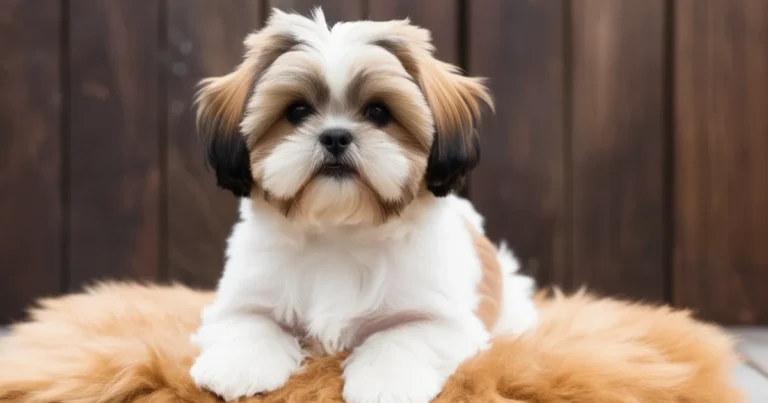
[249,120,294,168]
[0,283,743,403]
[195,33,300,143]
[344,62,434,152]
[416,59,493,144]
[464,221,503,331]
[241,52,328,143]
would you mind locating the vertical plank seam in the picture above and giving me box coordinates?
[261,0,270,25]
[707,0,720,322]
[561,0,574,290]
[458,0,470,198]
[663,0,676,305]
[458,0,468,74]
[59,0,71,293]
[361,0,369,19]
[157,0,169,282]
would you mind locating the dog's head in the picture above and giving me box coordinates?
[196,8,492,225]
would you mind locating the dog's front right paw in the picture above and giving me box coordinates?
[342,358,443,403]
[190,342,302,401]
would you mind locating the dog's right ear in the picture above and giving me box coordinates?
[195,65,256,198]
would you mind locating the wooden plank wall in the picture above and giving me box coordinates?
[674,0,768,324]
[166,1,262,287]
[0,0,63,322]
[0,0,766,325]
[468,0,568,297]
[68,0,162,287]
[570,0,668,301]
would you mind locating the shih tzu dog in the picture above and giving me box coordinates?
[189,8,538,403]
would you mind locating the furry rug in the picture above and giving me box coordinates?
[0,283,743,403]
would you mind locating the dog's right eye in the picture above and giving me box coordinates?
[286,102,313,125]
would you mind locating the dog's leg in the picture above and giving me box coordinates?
[190,309,302,402]
[342,315,488,403]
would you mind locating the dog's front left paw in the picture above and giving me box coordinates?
[342,354,444,403]
[190,342,302,402]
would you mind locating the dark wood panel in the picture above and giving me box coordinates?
[0,1,62,322]
[570,0,667,301]
[674,0,768,324]
[166,1,263,287]
[368,0,458,64]
[468,0,567,287]
[68,0,161,287]
[269,0,363,24]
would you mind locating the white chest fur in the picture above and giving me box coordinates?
[191,195,538,403]
[208,196,485,353]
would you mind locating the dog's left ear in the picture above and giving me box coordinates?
[417,59,493,196]
[373,24,493,197]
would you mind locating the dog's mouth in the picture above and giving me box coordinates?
[319,163,355,178]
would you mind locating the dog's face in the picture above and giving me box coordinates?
[196,8,492,226]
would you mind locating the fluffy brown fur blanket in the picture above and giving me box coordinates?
[0,283,743,403]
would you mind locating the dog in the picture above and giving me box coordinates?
[189,8,538,403]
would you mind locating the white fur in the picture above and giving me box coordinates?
[494,242,539,335]
[296,176,380,226]
[446,195,485,232]
[191,195,538,402]
[351,130,410,201]
[261,131,324,198]
[190,313,303,401]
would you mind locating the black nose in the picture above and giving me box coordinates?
[319,129,353,157]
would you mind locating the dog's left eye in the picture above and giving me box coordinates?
[365,103,391,127]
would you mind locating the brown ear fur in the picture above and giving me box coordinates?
[195,21,300,198]
[373,23,493,196]
[418,59,493,196]
[195,63,257,197]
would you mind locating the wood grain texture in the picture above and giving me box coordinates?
[674,0,768,324]
[0,1,62,322]
[269,0,363,24]
[166,1,263,287]
[468,0,567,287]
[68,0,161,287]
[367,0,458,64]
[570,0,667,301]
